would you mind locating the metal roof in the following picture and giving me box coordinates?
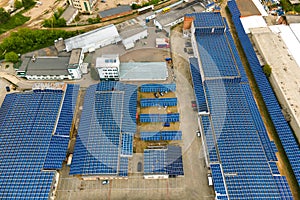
[99,5,132,18]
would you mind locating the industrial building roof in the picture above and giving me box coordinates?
[119,62,168,81]
[119,25,146,39]
[155,6,195,26]
[64,24,121,52]
[60,6,78,22]
[99,5,132,18]
[240,15,267,33]
[189,11,293,199]
[70,82,137,176]
[19,57,70,76]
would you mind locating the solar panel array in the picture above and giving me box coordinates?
[139,113,180,123]
[269,162,280,175]
[196,33,240,79]
[0,90,66,199]
[228,0,300,187]
[70,82,137,176]
[140,131,182,141]
[121,133,133,157]
[189,57,208,113]
[188,11,294,199]
[210,164,228,199]
[55,84,79,136]
[274,176,293,200]
[144,145,184,176]
[140,84,176,93]
[43,135,69,169]
[140,98,177,107]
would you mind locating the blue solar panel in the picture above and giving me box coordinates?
[210,164,228,199]
[140,84,176,93]
[70,82,137,176]
[140,98,177,107]
[196,33,240,78]
[274,176,293,200]
[121,133,133,156]
[269,162,280,175]
[140,131,182,141]
[189,57,208,113]
[43,135,69,169]
[165,145,184,176]
[55,84,79,136]
[187,12,225,28]
[0,90,63,199]
[119,157,129,177]
[144,149,166,174]
[228,0,300,187]
[201,116,219,163]
[144,145,184,176]
[139,113,180,123]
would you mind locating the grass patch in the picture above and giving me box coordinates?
[280,0,300,13]
[226,6,300,199]
[0,13,30,35]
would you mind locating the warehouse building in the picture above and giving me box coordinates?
[96,54,120,81]
[60,6,78,25]
[70,82,137,178]
[63,24,121,53]
[119,25,148,50]
[186,11,294,199]
[17,49,84,80]
[0,83,79,199]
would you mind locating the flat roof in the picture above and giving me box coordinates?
[236,0,264,17]
[99,5,132,18]
[240,15,267,34]
[120,62,168,81]
[156,6,195,26]
[251,26,300,140]
[61,6,77,21]
[69,48,82,65]
[21,57,70,76]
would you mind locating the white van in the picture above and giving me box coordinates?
[207,173,213,186]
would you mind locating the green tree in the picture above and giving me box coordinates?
[5,52,19,63]
[0,8,11,24]
[14,0,23,9]
[22,0,35,9]
[263,64,272,77]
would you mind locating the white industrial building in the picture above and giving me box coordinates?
[17,49,84,80]
[63,24,121,53]
[95,55,120,81]
[120,26,148,50]
[60,6,78,25]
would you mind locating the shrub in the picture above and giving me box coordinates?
[263,64,272,77]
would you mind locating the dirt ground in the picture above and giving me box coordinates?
[236,0,260,17]
[120,48,170,62]
[0,0,10,7]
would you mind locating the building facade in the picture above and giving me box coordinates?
[96,55,120,81]
[68,0,96,14]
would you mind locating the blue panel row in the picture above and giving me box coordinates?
[186,12,225,28]
[43,135,69,169]
[139,113,180,123]
[55,84,79,136]
[196,32,240,78]
[268,162,280,175]
[0,90,64,199]
[121,133,133,156]
[165,145,184,176]
[144,149,166,174]
[201,116,219,163]
[140,84,176,93]
[140,98,177,107]
[228,0,300,186]
[210,164,228,199]
[144,145,184,176]
[140,131,182,141]
[119,157,128,177]
[189,57,208,113]
[274,176,293,200]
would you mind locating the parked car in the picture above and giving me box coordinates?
[102,180,109,185]
[5,86,10,92]
[159,91,164,96]
[196,130,201,137]
[191,101,197,111]
[154,92,159,98]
